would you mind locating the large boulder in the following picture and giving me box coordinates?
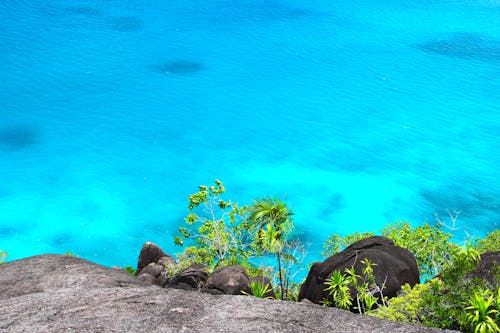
[135,242,176,286]
[169,264,209,290]
[299,236,419,305]
[204,265,251,295]
[136,242,175,275]
[0,255,452,332]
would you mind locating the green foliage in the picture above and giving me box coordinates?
[125,266,137,276]
[323,259,384,314]
[381,222,460,279]
[322,222,461,280]
[0,250,7,264]
[323,270,353,309]
[174,180,251,269]
[242,281,274,299]
[248,198,294,300]
[322,232,375,256]
[369,283,432,322]
[174,181,304,300]
[475,230,500,254]
[465,288,500,333]
[368,239,499,332]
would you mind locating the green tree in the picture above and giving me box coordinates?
[174,180,251,269]
[248,198,294,300]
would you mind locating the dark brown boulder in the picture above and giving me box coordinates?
[170,264,209,290]
[466,251,500,287]
[299,236,419,305]
[204,265,251,295]
[136,242,175,275]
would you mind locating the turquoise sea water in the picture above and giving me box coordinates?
[0,0,498,267]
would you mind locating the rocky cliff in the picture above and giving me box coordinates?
[0,255,454,332]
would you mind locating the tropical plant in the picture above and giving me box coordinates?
[174,180,251,269]
[242,281,274,299]
[465,288,499,333]
[248,198,294,300]
[368,236,499,332]
[323,270,353,310]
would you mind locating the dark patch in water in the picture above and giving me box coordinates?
[0,125,38,151]
[52,234,73,247]
[154,60,205,75]
[419,32,500,62]
[0,227,18,236]
[66,6,101,16]
[420,188,499,219]
[318,193,345,221]
[110,16,143,32]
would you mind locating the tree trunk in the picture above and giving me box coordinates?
[277,251,284,300]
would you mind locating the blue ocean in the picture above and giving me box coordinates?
[0,0,498,267]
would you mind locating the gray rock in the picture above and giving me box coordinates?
[0,255,454,332]
[139,263,164,278]
[137,272,162,286]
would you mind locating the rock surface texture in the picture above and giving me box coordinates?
[0,255,452,333]
[299,236,420,304]
[466,251,500,287]
[204,265,251,295]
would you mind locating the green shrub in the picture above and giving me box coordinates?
[368,241,499,332]
[322,232,375,256]
[465,287,499,333]
[369,281,438,322]
[124,266,137,276]
[381,222,460,279]
[0,250,7,264]
[322,259,384,314]
[475,230,500,254]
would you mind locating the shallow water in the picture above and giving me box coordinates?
[0,0,499,267]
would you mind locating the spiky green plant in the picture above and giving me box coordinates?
[465,288,499,333]
[242,281,274,299]
[323,270,353,310]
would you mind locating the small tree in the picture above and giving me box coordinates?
[248,198,294,300]
[174,180,251,269]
